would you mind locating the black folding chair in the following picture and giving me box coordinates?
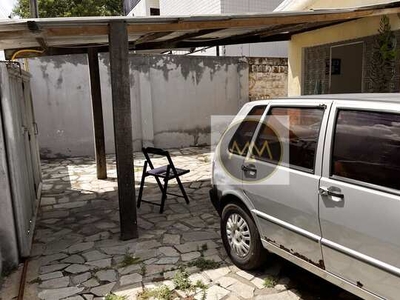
[137,147,190,213]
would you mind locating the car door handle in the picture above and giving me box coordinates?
[241,164,257,172]
[319,186,344,201]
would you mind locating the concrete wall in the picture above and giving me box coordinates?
[248,57,288,100]
[28,54,248,158]
[288,13,400,96]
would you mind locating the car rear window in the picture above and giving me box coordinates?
[332,110,400,190]
[228,105,266,157]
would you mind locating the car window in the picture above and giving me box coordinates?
[332,110,400,190]
[228,105,266,157]
[252,107,324,172]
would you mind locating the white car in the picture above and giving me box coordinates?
[210,94,400,300]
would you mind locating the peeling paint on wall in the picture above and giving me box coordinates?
[28,54,249,158]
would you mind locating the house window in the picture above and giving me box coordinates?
[150,8,160,15]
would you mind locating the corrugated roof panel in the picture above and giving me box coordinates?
[1,1,400,59]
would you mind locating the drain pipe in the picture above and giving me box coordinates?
[17,258,29,300]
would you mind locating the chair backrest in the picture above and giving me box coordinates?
[142,147,177,174]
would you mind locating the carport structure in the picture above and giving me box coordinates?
[1,2,399,241]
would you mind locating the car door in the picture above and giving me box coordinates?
[215,104,267,190]
[319,101,400,299]
[243,100,332,267]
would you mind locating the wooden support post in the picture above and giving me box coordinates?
[88,48,107,180]
[29,0,39,18]
[108,21,138,240]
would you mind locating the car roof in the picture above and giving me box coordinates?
[249,93,400,106]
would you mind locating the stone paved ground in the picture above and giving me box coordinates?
[2,147,360,300]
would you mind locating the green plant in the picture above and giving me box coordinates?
[263,276,277,288]
[193,280,208,300]
[173,269,191,290]
[370,15,397,92]
[140,263,147,277]
[12,0,123,18]
[200,288,207,300]
[172,269,208,299]
[120,254,142,267]
[105,294,127,300]
[198,243,208,257]
[139,285,173,300]
[194,280,207,289]
[187,257,221,271]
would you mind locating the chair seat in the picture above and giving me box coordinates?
[146,165,190,179]
[138,147,191,213]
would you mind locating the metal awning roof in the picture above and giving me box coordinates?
[1,1,400,59]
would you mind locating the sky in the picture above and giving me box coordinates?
[0,0,16,18]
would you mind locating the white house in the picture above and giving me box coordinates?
[124,0,160,16]
[275,0,400,95]
[125,0,288,57]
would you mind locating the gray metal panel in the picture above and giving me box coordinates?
[0,63,39,257]
[0,66,19,273]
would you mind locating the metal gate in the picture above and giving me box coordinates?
[0,62,42,257]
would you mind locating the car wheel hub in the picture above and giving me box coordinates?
[226,213,251,257]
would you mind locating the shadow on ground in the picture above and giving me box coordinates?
[0,147,360,300]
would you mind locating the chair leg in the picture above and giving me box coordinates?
[176,176,190,205]
[137,161,148,208]
[154,176,164,192]
[160,179,169,214]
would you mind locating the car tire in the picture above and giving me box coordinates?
[221,203,267,270]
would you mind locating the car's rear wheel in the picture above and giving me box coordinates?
[221,203,267,270]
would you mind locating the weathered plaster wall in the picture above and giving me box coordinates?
[28,54,248,158]
[288,13,400,96]
[248,57,288,100]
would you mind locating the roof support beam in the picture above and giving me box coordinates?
[108,21,138,240]
[164,28,223,43]
[134,28,224,50]
[88,47,107,180]
[160,33,291,50]
[134,31,174,45]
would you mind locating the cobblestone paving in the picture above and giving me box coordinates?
[24,147,359,300]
